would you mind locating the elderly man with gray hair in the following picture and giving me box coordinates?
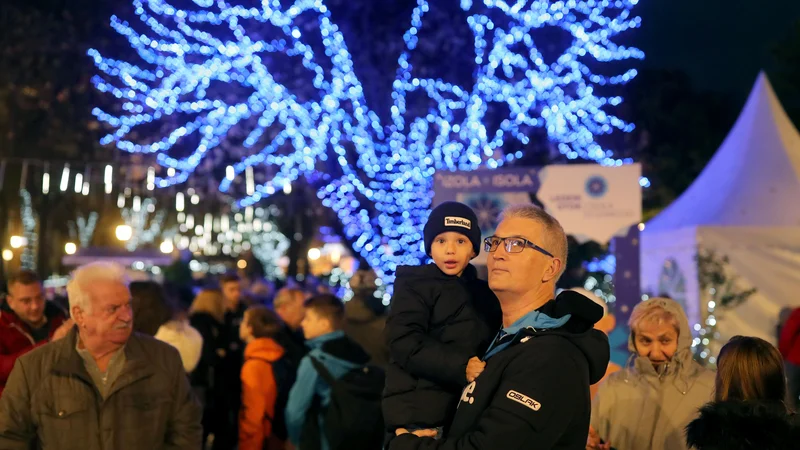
[0,262,202,450]
[390,204,610,450]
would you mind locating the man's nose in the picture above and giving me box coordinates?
[119,305,133,322]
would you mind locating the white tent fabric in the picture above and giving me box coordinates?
[700,227,800,342]
[641,73,800,343]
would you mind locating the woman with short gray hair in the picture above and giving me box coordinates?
[588,297,715,450]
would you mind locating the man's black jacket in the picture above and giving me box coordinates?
[383,263,501,429]
[389,290,610,450]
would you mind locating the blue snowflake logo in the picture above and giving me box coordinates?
[585,175,608,198]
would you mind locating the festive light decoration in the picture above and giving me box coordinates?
[691,248,757,368]
[120,198,166,250]
[90,0,642,285]
[105,165,114,194]
[42,169,50,195]
[20,190,37,270]
[68,212,100,248]
[59,166,70,192]
[586,254,616,275]
[583,271,616,307]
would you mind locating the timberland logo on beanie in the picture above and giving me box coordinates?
[423,201,482,257]
[444,216,472,230]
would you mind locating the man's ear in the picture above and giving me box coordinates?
[542,258,563,283]
[71,306,84,326]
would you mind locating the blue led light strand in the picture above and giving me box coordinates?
[91,0,641,290]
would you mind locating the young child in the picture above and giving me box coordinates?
[284,294,375,450]
[383,201,502,438]
[238,305,286,450]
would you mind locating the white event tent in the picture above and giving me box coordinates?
[640,72,800,343]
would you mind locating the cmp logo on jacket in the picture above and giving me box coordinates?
[506,390,541,411]
[444,216,472,230]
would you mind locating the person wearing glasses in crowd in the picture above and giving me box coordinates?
[383,201,501,442]
[390,204,609,450]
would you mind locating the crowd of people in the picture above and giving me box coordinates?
[0,201,797,449]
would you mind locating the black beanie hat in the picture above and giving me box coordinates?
[423,201,481,258]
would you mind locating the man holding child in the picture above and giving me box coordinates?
[389,204,610,450]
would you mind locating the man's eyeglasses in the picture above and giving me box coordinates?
[483,236,554,258]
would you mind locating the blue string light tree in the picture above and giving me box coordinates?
[89,0,642,292]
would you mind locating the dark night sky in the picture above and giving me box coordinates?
[634,0,800,99]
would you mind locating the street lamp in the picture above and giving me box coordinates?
[64,242,77,255]
[9,236,26,249]
[115,225,133,242]
[160,240,174,254]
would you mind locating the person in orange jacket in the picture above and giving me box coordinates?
[238,305,286,450]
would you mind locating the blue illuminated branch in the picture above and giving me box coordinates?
[91,0,642,291]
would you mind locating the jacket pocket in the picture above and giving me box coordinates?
[116,394,171,443]
[35,395,94,450]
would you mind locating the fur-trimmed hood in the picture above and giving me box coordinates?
[685,400,800,450]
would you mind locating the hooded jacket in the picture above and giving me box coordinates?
[0,300,67,397]
[685,400,800,450]
[389,290,610,450]
[383,264,501,429]
[342,293,389,368]
[239,337,285,450]
[285,330,370,450]
[591,297,715,450]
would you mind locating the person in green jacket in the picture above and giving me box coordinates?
[0,262,202,450]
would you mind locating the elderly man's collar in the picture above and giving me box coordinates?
[52,326,156,396]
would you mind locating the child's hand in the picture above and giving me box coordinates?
[466,356,486,382]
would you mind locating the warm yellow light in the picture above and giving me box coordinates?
[1,250,12,261]
[115,225,133,242]
[237,259,247,269]
[330,248,341,264]
[64,242,77,255]
[307,248,321,261]
[9,236,26,249]
[160,240,174,254]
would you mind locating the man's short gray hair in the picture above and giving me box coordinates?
[66,262,129,319]
[499,204,568,279]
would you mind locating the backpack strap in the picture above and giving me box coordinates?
[309,356,336,385]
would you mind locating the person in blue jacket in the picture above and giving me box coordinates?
[284,293,370,450]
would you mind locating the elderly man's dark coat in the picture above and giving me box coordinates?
[0,327,202,450]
